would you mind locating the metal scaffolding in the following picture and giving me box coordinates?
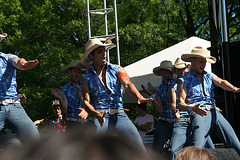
[86,0,120,65]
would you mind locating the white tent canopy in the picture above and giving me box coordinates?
[123,36,212,103]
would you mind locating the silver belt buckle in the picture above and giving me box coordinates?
[2,99,12,105]
[205,105,211,111]
[109,109,115,115]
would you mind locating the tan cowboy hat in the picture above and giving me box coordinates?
[173,57,188,69]
[0,33,7,42]
[153,60,173,76]
[181,46,216,64]
[62,60,84,73]
[80,38,112,66]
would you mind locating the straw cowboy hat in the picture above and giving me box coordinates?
[181,46,216,64]
[153,60,173,76]
[173,57,188,69]
[0,33,7,42]
[62,60,84,73]
[80,38,112,66]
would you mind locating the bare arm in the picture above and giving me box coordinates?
[177,81,207,116]
[9,54,39,70]
[213,75,240,93]
[76,88,89,119]
[118,67,152,104]
[135,122,153,132]
[168,85,180,118]
[81,77,106,126]
[50,88,68,114]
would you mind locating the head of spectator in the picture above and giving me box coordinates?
[172,57,190,78]
[62,60,84,84]
[136,103,148,117]
[174,146,217,160]
[52,100,62,117]
[181,46,216,75]
[80,38,112,66]
[153,60,173,83]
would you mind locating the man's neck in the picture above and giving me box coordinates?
[94,63,106,76]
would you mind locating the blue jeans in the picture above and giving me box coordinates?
[170,121,215,159]
[0,103,39,144]
[94,112,145,151]
[153,119,174,151]
[191,109,240,155]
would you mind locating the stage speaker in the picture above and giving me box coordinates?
[207,148,240,160]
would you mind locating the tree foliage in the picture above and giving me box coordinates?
[0,0,239,121]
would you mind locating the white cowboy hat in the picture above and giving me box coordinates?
[181,46,216,64]
[80,38,112,66]
[153,60,173,76]
[0,33,7,42]
[173,57,188,69]
[62,60,84,73]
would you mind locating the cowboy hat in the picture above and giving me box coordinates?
[0,33,7,42]
[80,38,112,66]
[62,60,84,73]
[52,99,60,107]
[181,46,216,64]
[153,60,173,76]
[173,57,188,69]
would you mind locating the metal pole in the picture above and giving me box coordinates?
[220,0,234,125]
[113,0,120,65]
[86,0,91,39]
[103,0,110,62]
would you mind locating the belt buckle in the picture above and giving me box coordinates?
[2,99,11,105]
[205,105,211,111]
[109,109,115,115]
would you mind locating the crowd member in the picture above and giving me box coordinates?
[80,38,152,151]
[51,60,91,132]
[34,100,66,134]
[178,46,240,155]
[134,103,154,136]
[169,58,214,159]
[0,33,39,145]
[142,60,174,152]
[174,146,217,160]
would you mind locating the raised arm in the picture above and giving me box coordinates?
[9,54,39,70]
[213,75,240,93]
[118,67,152,104]
[177,81,207,116]
[50,88,68,114]
[81,77,106,126]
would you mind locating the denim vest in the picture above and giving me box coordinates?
[179,69,216,107]
[168,78,189,118]
[60,80,82,117]
[155,82,175,118]
[82,62,124,110]
[0,52,18,99]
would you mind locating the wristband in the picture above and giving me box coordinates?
[188,104,194,112]
[150,94,156,101]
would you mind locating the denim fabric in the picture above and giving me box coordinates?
[169,121,192,158]
[0,53,18,99]
[153,119,174,151]
[94,112,145,151]
[61,80,82,117]
[191,110,240,155]
[179,69,216,106]
[82,62,123,110]
[155,83,175,118]
[0,103,39,143]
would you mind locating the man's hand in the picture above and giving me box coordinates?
[232,87,240,93]
[192,103,207,116]
[21,59,39,70]
[137,96,153,104]
[96,112,107,127]
[175,109,180,118]
[78,108,89,119]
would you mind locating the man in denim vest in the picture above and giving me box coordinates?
[178,46,240,155]
[0,33,39,146]
[80,38,152,151]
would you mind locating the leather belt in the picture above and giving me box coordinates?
[159,117,190,123]
[0,99,20,105]
[66,117,93,123]
[97,108,124,115]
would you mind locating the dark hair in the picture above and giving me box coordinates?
[137,103,147,112]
